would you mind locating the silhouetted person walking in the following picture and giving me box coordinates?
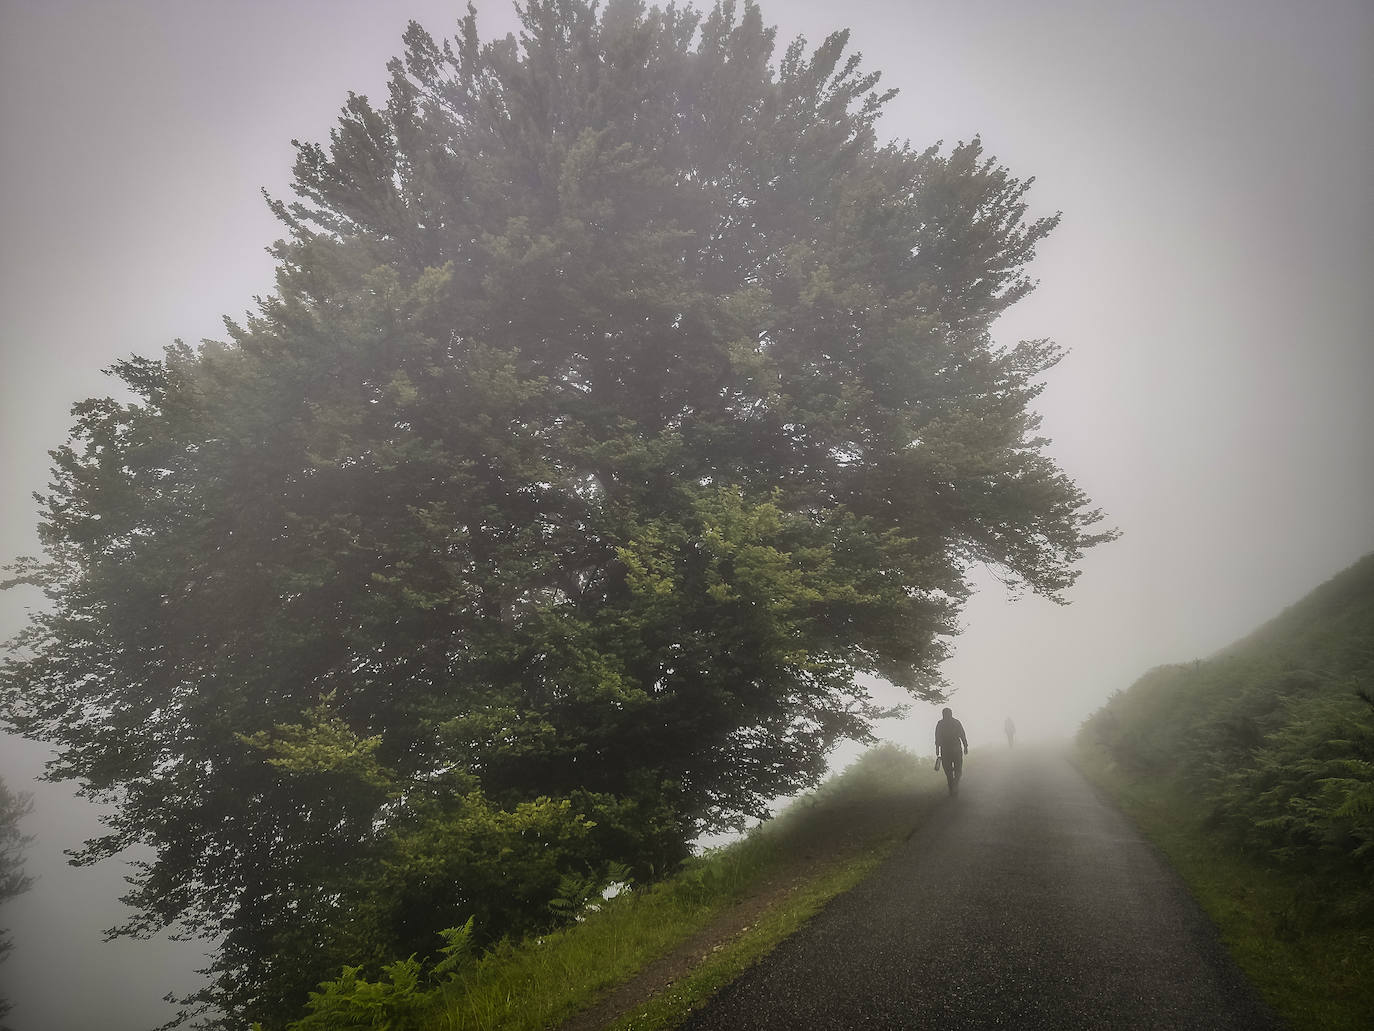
[1005,717,1016,748]
[935,707,968,795]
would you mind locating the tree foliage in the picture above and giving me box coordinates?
[2,1,1111,1025]
[0,776,34,1031]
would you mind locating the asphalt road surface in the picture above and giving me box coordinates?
[684,747,1282,1030]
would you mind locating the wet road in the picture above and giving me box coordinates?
[683,747,1281,1030]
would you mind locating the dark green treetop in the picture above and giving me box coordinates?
[2,1,1114,1025]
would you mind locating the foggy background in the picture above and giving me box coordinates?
[2,1,1370,1027]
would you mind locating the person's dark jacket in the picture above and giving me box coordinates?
[935,716,968,756]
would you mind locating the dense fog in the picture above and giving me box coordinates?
[2,1,1370,1028]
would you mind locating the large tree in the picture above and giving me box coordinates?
[0,776,33,1031]
[2,1,1113,1025]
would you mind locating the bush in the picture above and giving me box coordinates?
[1078,554,1374,920]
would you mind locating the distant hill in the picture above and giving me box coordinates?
[1215,551,1374,665]
[1079,552,1374,913]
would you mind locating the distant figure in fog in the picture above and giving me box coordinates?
[1004,717,1016,748]
[934,707,968,795]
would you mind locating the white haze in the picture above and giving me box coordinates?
[1,1,1371,1028]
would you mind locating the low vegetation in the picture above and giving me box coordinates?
[1078,552,1374,1029]
[275,744,942,1030]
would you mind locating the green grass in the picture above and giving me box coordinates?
[421,744,943,1031]
[423,832,785,1031]
[1075,745,1374,1030]
[607,846,893,1031]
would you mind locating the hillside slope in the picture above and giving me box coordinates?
[1077,553,1374,1027]
[1080,552,1374,903]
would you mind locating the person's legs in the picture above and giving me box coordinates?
[941,755,956,794]
[949,751,963,794]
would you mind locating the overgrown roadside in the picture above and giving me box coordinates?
[421,745,946,1031]
[574,788,941,1031]
[1074,745,1374,1031]
[600,846,892,1031]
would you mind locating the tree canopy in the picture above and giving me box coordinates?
[1,1,1113,1025]
[0,776,34,1031]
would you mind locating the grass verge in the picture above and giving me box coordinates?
[425,833,783,1031]
[424,744,941,1031]
[1074,745,1374,1030]
[606,843,893,1031]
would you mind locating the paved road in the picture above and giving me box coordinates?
[684,747,1282,1030]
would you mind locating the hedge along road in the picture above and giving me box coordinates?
[682,746,1281,1030]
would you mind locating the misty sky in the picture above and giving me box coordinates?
[1,1,1371,1028]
